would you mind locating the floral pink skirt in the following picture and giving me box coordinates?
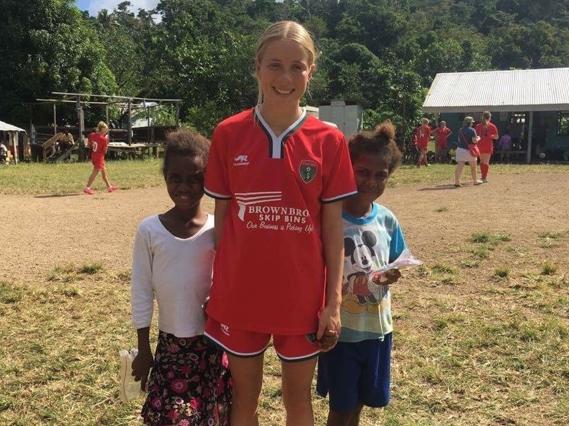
[141,332,232,426]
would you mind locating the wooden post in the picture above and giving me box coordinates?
[11,132,19,164]
[175,103,180,127]
[146,100,151,143]
[77,96,85,161]
[127,100,132,145]
[106,104,109,125]
[53,103,57,135]
[527,111,533,164]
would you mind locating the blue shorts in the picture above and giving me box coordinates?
[316,333,392,411]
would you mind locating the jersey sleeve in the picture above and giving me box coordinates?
[204,125,232,200]
[321,134,357,203]
[389,221,407,263]
[130,223,154,330]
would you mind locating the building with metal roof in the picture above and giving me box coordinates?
[0,120,27,164]
[423,68,569,163]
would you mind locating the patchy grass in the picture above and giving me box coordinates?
[471,246,491,259]
[0,159,164,195]
[542,262,558,276]
[469,232,512,245]
[47,263,104,283]
[495,267,510,279]
[3,162,569,195]
[2,166,569,425]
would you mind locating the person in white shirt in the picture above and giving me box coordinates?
[130,129,232,425]
[0,142,8,164]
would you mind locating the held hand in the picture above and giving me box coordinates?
[318,329,339,352]
[132,349,153,392]
[372,269,402,285]
[317,304,341,352]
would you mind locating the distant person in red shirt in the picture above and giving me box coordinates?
[475,111,499,183]
[83,121,117,195]
[432,121,452,163]
[414,118,431,167]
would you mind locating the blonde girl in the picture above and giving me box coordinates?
[84,121,116,194]
[203,21,357,426]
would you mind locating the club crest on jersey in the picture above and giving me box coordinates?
[299,160,318,183]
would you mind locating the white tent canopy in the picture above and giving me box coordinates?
[0,120,26,133]
[423,67,569,113]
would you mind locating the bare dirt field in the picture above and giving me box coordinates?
[2,172,567,283]
[1,171,568,425]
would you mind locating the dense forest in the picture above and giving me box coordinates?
[2,0,569,137]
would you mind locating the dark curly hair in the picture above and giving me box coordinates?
[162,129,211,178]
[348,120,402,174]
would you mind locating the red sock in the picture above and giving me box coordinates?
[480,163,489,179]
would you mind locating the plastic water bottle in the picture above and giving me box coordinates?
[119,348,145,402]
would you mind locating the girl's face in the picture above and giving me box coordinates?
[164,155,205,215]
[256,39,314,109]
[352,153,390,205]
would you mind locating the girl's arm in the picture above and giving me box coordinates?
[132,327,152,391]
[317,200,344,348]
[130,226,155,390]
[214,199,230,249]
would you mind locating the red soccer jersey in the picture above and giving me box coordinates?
[475,122,498,153]
[414,125,431,149]
[434,127,452,149]
[205,107,357,334]
[88,132,109,156]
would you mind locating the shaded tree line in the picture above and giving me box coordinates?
[2,0,569,139]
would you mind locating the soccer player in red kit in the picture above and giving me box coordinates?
[204,21,356,426]
[475,111,499,182]
[432,120,452,163]
[414,118,432,167]
[83,121,116,194]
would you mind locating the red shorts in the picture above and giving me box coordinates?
[91,155,105,170]
[204,316,320,362]
[478,140,494,155]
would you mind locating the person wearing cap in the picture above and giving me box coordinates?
[475,111,499,182]
[454,116,483,187]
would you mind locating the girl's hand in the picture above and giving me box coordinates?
[317,304,341,352]
[318,329,339,352]
[372,269,402,285]
[132,349,153,392]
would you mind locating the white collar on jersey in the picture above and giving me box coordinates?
[254,105,307,159]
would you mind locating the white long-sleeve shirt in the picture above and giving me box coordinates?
[130,214,215,337]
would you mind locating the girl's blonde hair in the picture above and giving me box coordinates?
[255,21,318,105]
[97,121,109,132]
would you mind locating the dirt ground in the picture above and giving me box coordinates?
[2,171,569,425]
[1,172,567,283]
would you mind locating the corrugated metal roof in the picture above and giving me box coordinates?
[0,120,26,132]
[423,68,569,113]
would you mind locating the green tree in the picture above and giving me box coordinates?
[0,0,116,125]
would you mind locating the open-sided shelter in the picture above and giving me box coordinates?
[0,120,28,164]
[423,68,569,163]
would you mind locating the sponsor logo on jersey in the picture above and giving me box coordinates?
[299,160,318,183]
[234,190,314,234]
[233,154,249,166]
[235,191,282,221]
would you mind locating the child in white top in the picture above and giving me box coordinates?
[130,129,231,426]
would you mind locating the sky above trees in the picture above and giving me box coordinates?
[76,0,159,16]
